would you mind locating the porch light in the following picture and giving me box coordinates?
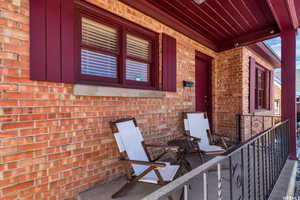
[193,0,206,5]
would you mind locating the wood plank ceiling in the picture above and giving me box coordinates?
[146,0,278,51]
[119,0,300,52]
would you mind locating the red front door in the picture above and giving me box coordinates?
[195,55,211,113]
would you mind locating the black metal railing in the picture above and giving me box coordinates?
[142,120,290,200]
[236,114,281,142]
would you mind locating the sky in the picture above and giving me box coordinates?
[264,31,300,70]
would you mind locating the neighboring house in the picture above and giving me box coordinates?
[273,76,282,115]
[0,0,296,199]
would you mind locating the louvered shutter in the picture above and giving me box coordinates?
[162,34,177,92]
[249,57,256,113]
[30,0,76,82]
[126,34,151,82]
[81,17,118,78]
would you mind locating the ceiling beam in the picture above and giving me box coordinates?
[119,0,218,51]
[267,0,299,30]
[219,26,280,51]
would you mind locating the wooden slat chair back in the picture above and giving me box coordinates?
[111,118,181,199]
[184,112,228,155]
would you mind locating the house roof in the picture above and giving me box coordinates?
[120,0,300,52]
[248,42,281,68]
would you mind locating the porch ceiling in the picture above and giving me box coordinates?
[120,0,300,52]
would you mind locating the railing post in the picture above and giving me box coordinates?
[236,114,242,142]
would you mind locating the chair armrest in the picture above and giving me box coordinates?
[212,133,230,140]
[120,159,166,168]
[210,133,230,150]
[183,133,201,142]
[145,144,180,151]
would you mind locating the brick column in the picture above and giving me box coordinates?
[281,29,297,160]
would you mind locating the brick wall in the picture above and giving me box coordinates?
[0,0,277,199]
[0,0,218,199]
[213,47,278,141]
[240,48,277,140]
[213,48,243,138]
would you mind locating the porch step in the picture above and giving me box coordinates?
[268,159,298,200]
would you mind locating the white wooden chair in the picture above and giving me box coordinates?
[184,112,229,155]
[111,118,182,199]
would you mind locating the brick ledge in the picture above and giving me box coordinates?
[73,84,166,98]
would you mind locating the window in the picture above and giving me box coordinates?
[78,10,158,89]
[255,65,270,110]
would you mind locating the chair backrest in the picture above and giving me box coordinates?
[184,113,210,145]
[113,119,150,175]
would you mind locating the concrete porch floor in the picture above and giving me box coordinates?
[78,148,295,200]
[77,155,205,200]
[77,154,240,200]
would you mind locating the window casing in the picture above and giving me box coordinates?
[76,6,159,89]
[255,65,270,110]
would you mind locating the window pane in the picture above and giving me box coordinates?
[127,34,151,61]
[81,49,117,78]
[82,17,118,52]
[126,59,148,82]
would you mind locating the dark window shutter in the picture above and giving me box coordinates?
[162,33,177,92]
[30,0,47,81]
[61,0,76,82]
[30,0,76,83]
[249,57,256,113]
[46,0,61,82]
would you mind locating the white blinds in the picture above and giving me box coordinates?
[127,34,151,61]
[80,17,153,83]
[126,34,151,82]
[126,60,148,82]
[81,17,118,78]
[81,49,117,78]
[82,17,118,51]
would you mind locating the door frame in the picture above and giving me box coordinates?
[195,51,213,124]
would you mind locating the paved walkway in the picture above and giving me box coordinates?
[294,133,300,197]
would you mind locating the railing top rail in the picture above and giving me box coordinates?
[141,119,289,200]
[237,113,281,118]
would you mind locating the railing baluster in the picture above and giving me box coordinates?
[268,130,272,195]
[257,138,261,200]
[229,156,233,200]
[262,134,267,199]
[271,129,275,188]
[183,184,188,200]
[241,148,244,200]
[203,172,207,200]
[253,141,257,200]
[217,163,222,200]
[247,144,251,200]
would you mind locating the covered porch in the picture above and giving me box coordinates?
[0,0,300,199]
[77,0,300,199]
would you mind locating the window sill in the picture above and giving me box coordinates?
[254,109,272,114]
[73,84,166,98]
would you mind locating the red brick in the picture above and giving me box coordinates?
[2,122,34,130]
[2,181,34,195]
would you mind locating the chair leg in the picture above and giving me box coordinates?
[177,151,192,172]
